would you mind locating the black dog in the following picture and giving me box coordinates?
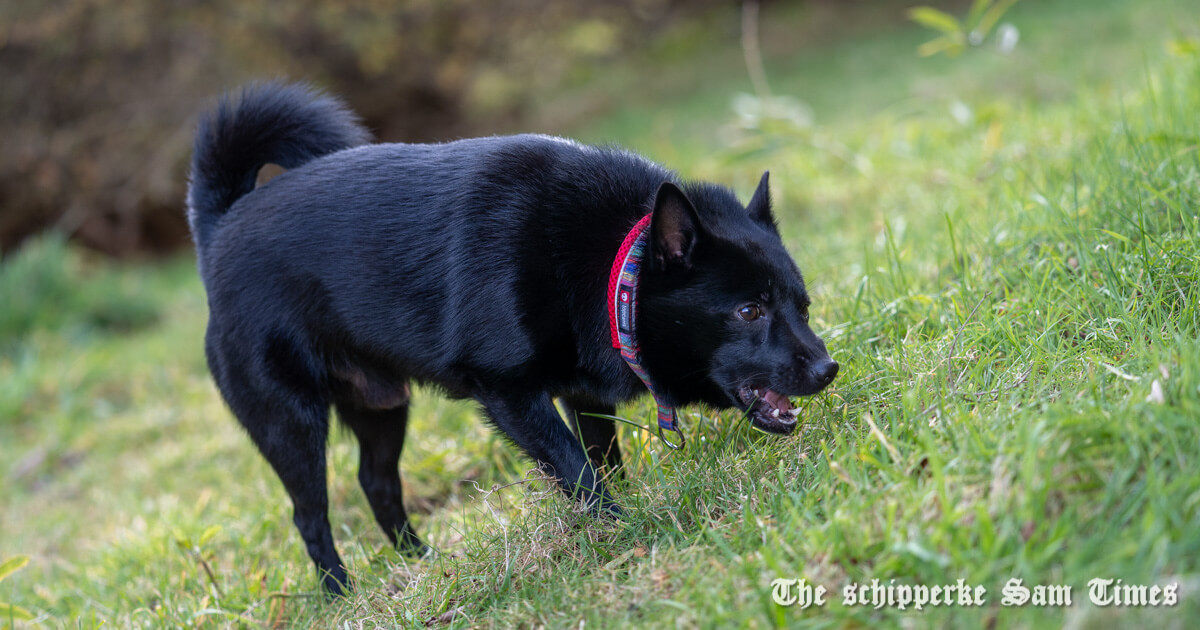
[187,82,837,594]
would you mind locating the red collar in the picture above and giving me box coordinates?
[607,214,652,347]
[606,214,684,449]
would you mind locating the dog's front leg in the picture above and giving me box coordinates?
[477,391,620,515]
[561,396,624,478]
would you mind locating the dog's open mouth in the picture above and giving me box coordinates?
[737,385,799,435]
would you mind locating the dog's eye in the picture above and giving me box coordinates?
[800,307,810,323]
[737,304,762,322]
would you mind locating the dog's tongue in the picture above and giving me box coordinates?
[763,389,792,412]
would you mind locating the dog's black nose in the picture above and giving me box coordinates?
[813,358,839,386]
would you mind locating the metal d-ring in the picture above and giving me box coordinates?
[658,424,686,450]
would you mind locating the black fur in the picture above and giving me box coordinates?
[188,82,837,594]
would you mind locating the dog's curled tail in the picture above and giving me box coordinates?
[187,81,371,247]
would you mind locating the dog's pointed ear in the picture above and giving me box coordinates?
[746,171,776,228]
[650,182,701,273]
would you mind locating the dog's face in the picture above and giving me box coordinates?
[639,174,837,434]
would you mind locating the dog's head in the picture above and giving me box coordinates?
[639,173,837,434]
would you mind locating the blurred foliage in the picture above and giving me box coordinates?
[0,555,34,623]
[909,0,1019,57]
[0,0,717,256]
[0,233,160,348]
[1167,35,1200,57]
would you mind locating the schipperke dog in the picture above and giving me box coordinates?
[187,82,838,594]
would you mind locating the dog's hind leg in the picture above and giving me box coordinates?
[213,334,349,595]
[561,396,624,479]
[335,399,428,556]
[233,395,348,594]
[478,391,619,515]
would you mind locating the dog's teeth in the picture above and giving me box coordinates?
[771,408,780,418]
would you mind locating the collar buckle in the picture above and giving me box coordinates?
[658,425,686,450]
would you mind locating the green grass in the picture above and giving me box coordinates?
[4,1,1200,628]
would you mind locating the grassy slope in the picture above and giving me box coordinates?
[4,0,1200,628]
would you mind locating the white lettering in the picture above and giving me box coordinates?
[1001,578,1030,606]
[812,584,828,607]
[842,582,857,607]
[1120,583,1148,606]
[771,579,826,608]
[1164,582,1179,606]
[1032,584,1072,606]
[836,578,995,609]
[771,578,797,606]
[1089,578,1115,606]
[913,584,930,610]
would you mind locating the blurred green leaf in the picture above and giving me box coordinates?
[912,0,1019,58]
[1167,37,1200,57]
[197,525,222,547]
[917,35,966,58]
[909,7,963,37]
[965,0,993,28]
[0,556,33,623]
[975,0,1020,39]
[0,556,29,583]
[0,602,35,622]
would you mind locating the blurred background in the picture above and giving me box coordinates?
[3,0,1192,258]
[2,0,742,257]
[0,0,1057,258]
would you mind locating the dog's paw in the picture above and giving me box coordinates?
[596,496,624,521]
[321,570,354,598]
[402,542,436,560]
[397,529,433,560]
